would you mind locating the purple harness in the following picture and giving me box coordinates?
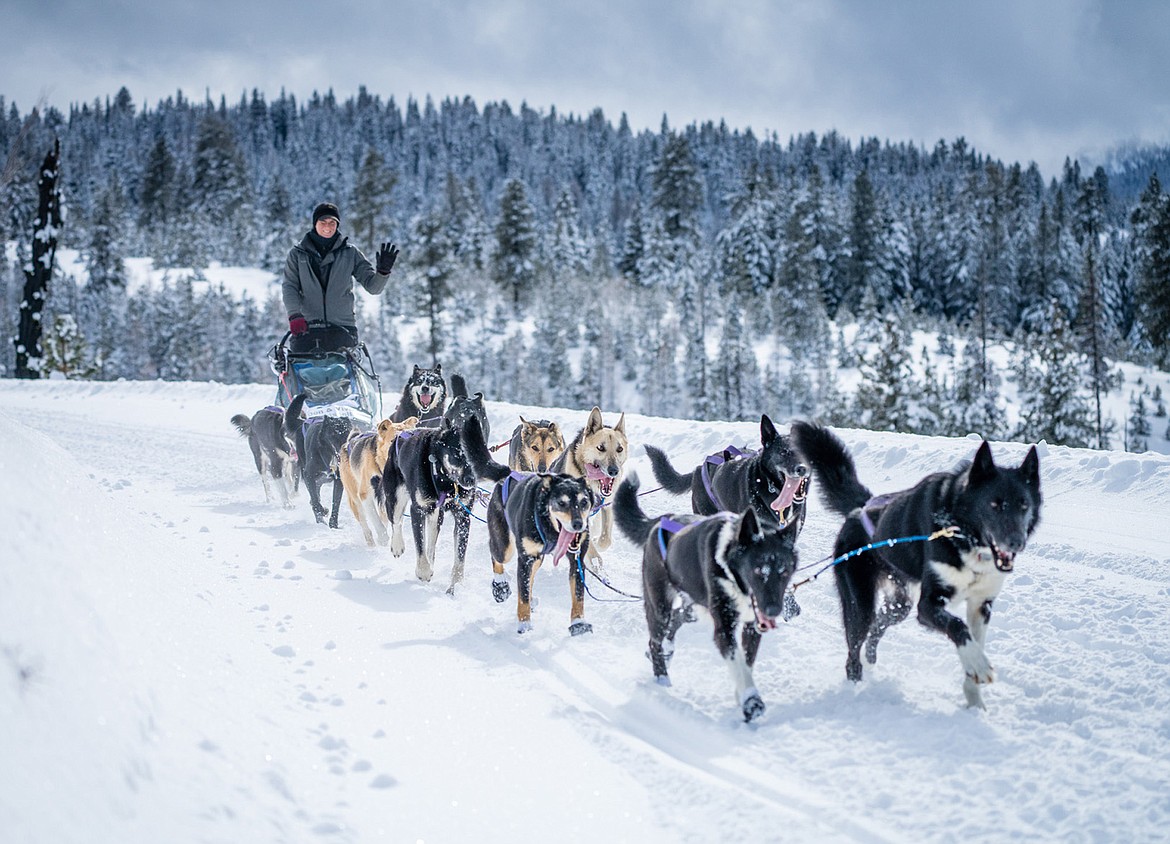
[859,493,898,537]
[700,445,752,510]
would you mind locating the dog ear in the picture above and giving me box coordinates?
[736,507,762,544]
[760,414,778,445]
[614,412,626,435]
[1020,445,1041,487]
[968,440,997,486]
[586,406,603,433]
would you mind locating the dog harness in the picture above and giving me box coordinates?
[345,430,376,457]
[655,516,690,560]
[699,445,751,510]
[858,493,899,537]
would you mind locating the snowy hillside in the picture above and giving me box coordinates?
[1,379,1169,843]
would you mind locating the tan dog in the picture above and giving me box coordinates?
[340,416,418,545]
[549,406,628,574]
[507,417,566,474]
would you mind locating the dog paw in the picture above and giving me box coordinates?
[415,565,433,583]
[569,620,593,637]
[865,638,880,665]
[390,536,404,556]
[741,693,766,723]
[655,674,672,687]
[492,576,511,603]
[963,676,988,709]
[782,592,801,621]
[517,620,533,634]
[958,642,995,684]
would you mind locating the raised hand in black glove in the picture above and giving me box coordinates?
[376,242,399,275]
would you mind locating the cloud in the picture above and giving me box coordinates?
[4,0,1168,179]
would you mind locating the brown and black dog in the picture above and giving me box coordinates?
[486,471,597,636]
[507,417,565,473]
[339,416,418,546]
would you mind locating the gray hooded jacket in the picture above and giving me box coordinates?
[282,233,389,328]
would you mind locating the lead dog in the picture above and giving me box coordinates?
[613,471,799,722]
[339,416,418,546]
[549,406,627,573]
[230,405,298,507]
[791,421,1041,710]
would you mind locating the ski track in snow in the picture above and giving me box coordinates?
[3,380,1170,842]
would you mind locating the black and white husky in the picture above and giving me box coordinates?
[230,405,298,508]
[389,363,448,428]
[791,421,1041,710]
[613,471,799,722]
[376,414,482,594]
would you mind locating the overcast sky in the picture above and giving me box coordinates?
[3,0,1167,180]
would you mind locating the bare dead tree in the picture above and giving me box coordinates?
[14,138,62,379]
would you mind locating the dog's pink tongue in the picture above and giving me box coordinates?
[771,476,803,513]
[419,393,433,408]
[551,528,579,566]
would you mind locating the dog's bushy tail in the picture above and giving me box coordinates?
[790,421,871,518]
[283,394,307,440]
[449,372,469,398]
[462,415,510,483]
[613,472,659,545]
[644,445,693,495]
[230,414,252,437]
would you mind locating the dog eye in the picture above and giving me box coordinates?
[598,444,606,452]
[530,444,539,452]
[547,446,555,452]
[990,500,1002,511]
[616,445,624,453]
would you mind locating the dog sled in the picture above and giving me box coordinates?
[268,322,383,429]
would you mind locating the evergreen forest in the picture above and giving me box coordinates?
[2,86,1170,450]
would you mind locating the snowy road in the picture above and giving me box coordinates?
[2,380,1169,843]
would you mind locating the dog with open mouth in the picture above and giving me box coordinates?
[791,421,1041,710]
[389,363,447,428]
[613,471,799,723]
[645,414,810,531]
[485,471,597,636]
[549,406,627,575]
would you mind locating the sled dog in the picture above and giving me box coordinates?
[486,470,596,636]
[613,471,799,722]
[339,416,418,546]
[444,372,490,441]
[791,421,1041,710]
[508,417,565,474]
[230,405,298,507]
[284,394,356,528]
[645,414,810,531]
[389,363,447,428]
[549,406,627,572]
[376,414,482,593]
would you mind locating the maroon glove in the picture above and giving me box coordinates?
[289,314,308,335]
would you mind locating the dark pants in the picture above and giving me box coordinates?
[290,323,359,354]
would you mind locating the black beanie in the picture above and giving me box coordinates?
[312,202,341,225]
